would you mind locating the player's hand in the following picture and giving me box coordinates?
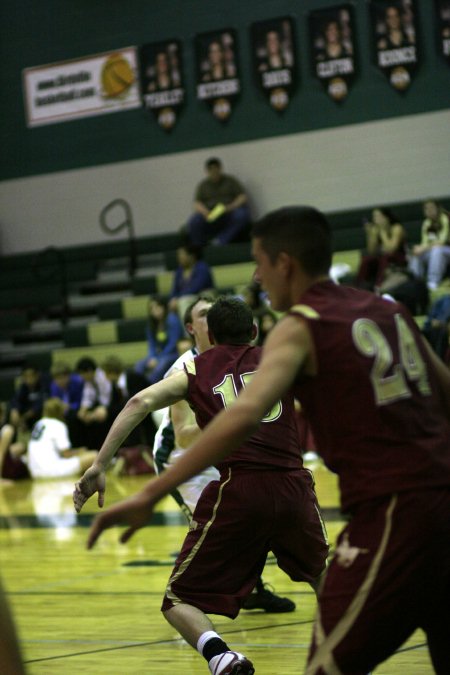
[87,486,157,549]
[73,465,106,513]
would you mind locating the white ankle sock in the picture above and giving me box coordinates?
[197,630,221,655]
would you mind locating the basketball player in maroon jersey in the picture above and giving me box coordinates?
[75,296,328,675]
[82,205,450,673]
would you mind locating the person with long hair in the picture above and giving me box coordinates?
[357,206,406,289]
[135,296,184,384]
[409,199,450,290]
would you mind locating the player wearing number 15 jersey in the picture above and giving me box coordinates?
[161,296,328,619]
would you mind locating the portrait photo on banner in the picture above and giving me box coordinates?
[434,0,450,62]
[250,17,297,112]
[139,40,184,131]
[195,29,240,122]
[370,0,419,92]
[309,5,356,103]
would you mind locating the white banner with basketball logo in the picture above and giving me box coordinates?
[23,47,140,127]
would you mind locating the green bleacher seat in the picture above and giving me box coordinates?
[52,341,148,370]
[117,319,147,343]
[212,262,255,290]
[131,276,157,296]
[0,285,62,311]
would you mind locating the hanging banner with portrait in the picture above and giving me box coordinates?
[435,0,450,63]
[250,17,297,112]
[139,40,184,131]
[195,29,240,122]
[309,6,356,103]
[370,0,419,91]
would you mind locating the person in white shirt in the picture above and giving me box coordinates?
[28,398,97,479]
[75,357,112,448]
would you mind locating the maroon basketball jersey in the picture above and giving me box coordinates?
[289,280,450,511]
[185,343,302,471]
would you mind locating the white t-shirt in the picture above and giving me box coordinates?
[27,417,81,479]
[80,368,111,408]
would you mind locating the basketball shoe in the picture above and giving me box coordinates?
[242,583,295,613]
[208,650,255,674]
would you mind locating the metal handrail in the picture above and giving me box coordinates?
[99,198,137,277]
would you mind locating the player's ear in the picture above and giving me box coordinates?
[185,322,194,337]
[251,321,258,341]
[278,251,295,277]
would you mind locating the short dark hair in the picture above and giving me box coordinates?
[76,357,97,373]
[207,296,254,345]
[252,206,332,276]
[205,157,222,169]
[183,294,215,326]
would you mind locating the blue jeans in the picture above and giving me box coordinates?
[187,206,250,246]
[409,245,450,287]
[135,353,179,384]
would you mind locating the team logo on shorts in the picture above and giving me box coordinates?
[335,533,369,568]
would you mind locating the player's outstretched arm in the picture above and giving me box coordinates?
[73,371,188,513]
[143,316,312,499]
[86,317,312,548]
[87,478,161,549]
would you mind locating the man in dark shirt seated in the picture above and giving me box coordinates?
[186,157,251,246]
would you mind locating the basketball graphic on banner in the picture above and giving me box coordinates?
[102,53,135,98]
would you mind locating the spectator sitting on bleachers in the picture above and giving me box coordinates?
[241,278,267,312]
[27,398,97,479]
[51,360,85,448]
[356,207,406,290]
[186,157,251,246]
[168,243,215,321]
[8,363,51,437]
[75,357,112,448]
[50,360,83,415]
[408,199,450,291]
[421,294,450,363]
[102,355,155,447]
[135,296,184,384]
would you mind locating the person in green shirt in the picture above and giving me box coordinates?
[187,157,251,246]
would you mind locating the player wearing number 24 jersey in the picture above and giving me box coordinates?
[289,280,450,512]
[285,280,450,674]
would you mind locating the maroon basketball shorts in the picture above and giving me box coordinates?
[161,466,329,618]
[306,488,450,675]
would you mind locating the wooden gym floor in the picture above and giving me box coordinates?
[0,461,433,674]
